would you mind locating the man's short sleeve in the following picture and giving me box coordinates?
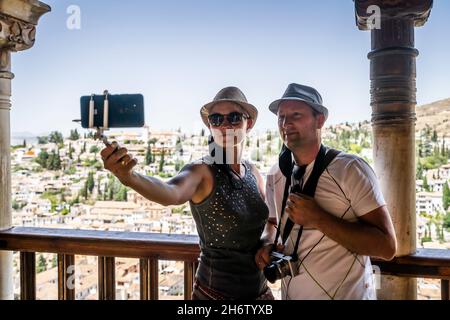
[341,157,386,217]
[265,164,282,220]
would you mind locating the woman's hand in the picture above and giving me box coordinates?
[255,243,284,271]
[100,141,137,185]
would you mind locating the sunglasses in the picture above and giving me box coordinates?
[208,112,248,127]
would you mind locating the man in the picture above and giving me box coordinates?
[255,83,397,300]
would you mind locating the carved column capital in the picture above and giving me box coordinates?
[0,14,37,51]
[0,0,50,51]
[355,0,433,30]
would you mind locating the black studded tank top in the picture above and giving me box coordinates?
[189,156,269,299]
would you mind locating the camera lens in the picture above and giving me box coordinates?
[263,264,281,284]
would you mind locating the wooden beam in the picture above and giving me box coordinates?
[372,249,450,279]
[58,254,75,300]
[0,227,200,261]
[20,252,35,300]
[184,261,196,300]
[442,280,449,300]
[98,256,116,300]
[149,259,158,300]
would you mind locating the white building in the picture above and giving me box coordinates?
[416,192,444,216]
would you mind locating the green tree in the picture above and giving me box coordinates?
[256,138,261,162]
[69,129,80,141]
[431,130,438,143]
[103,182,108,201]
[443,182,450,211]
[175,159,184,172]
[114,185,128,202]
[422,176,430,192]
[159,149,166,173]
[90,145,100,154]
[432,212,445,242]
[12,199,19,210]
[37,136,49,144]
[36,150,49,168]
[36,254,47,273]
[68,143,73,160]
[441,140,447,158]
[420,154,447,170]
[12,199,24,211]
[80,181,88,200]
[49,131,64,145]
[266,142,272,156]
[145,142,153,165]
[87,172,95,194]
[107,175,116,200]
[55,149,62,170]
[444,211,450,231]
[51,255,57,269]
[47,149,62,170]
[69,195,80,206]
[419,128,433,158]
[416,161,424,180]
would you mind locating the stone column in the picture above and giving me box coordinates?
[0,0,50,300]
[355,0,433,299]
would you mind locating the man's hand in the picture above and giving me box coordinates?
[285,193,326,229]
[100,141,137,185]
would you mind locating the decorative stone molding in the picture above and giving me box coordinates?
[0,14,36,51]
[0,0,51,26]
[0,0,50,51]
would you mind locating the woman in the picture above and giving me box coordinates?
[100,87,273,299]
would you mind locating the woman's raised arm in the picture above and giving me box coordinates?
[101,142,205,206]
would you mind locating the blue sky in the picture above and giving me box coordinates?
[10,0,450,136]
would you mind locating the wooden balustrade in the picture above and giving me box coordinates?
[1,227,449,300]
[0,227,199,300]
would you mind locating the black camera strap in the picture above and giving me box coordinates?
[273,144,340,259]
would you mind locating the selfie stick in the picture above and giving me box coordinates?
[73,90,113,147]
[93,90,110,146]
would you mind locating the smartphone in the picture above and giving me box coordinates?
[80,93,145,128]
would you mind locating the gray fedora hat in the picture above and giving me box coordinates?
[200,86,258,127]
[269,83,328,120]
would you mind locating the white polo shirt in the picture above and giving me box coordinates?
[266,150,386,300]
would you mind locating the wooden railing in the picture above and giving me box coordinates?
[372,250,450,300]
[0,226,449,300]
[0,227,199,300]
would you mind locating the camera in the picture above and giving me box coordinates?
[263,183,306,284]
[263,251,299,284]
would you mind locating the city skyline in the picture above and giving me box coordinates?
[10,0,450,136]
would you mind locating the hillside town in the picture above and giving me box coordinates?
[9,111,450,299]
